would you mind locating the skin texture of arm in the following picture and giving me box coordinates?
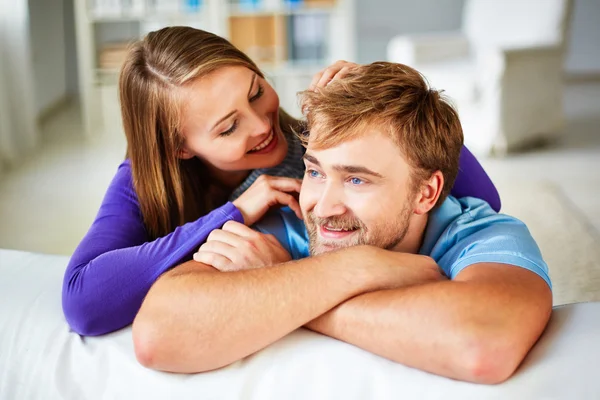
[304,262,552,384]
[132,246,442,373]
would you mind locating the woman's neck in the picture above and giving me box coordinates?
[208,167,250,191]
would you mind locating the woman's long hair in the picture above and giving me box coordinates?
[119,26,299,239]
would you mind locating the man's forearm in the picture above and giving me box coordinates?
[133,246,390,373]
[305,264,551,384]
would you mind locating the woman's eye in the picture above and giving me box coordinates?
[349,177,364,185]
[250,84,264,102]
[220,120,238,137]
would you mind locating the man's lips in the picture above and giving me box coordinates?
[318,225,358,239]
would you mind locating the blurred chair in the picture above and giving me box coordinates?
[387,0,573,156]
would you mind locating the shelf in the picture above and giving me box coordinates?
[76,0,352,135]
[263,61,322,76]
[89,11,206,23]
[89,14,145,22]
[227,3,336,17]
[92,61,325,88]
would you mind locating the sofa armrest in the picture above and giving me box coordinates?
[387,31,470,65]
[500,43,564,60]
[472,43,565,153]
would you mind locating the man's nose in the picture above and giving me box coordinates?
[314,184,346,218]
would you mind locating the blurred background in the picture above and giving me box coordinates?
[0,0,599,279]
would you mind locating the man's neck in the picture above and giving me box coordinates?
[392,213,429,254]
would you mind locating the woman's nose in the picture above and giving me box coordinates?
[248,108,271,137]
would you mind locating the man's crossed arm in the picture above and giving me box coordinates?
[132,222,551,384]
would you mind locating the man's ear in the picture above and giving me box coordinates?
[178,146,195,160]
[413,171,444,215]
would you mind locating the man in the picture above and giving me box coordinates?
[132,62,551,384]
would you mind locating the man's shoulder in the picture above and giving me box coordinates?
[422,196,500,250]
[422,196,550,286]
[433,196,531,243]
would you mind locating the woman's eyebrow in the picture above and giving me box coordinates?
[210,73,257,132]
[247,73,257,97]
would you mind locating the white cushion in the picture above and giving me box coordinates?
[2,248,600,399]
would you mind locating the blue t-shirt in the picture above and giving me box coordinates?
[254,196,551,288]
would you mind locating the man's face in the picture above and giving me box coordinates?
[300,128,417,256]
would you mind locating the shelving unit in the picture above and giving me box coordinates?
[74,0,355,137]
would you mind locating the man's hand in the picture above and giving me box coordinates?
[304,248,447,331]
[348,246,447,290]
[193,221,291,271]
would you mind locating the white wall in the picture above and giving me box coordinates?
[355,0,464,63]
[565,0,600,76]
[64,0,79,96]
[356,0,600,77]
[28,0,67,116]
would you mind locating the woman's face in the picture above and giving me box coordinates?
[178,66,288,176]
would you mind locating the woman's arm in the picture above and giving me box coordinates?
[62,160,243,336]
[451,146,501,211]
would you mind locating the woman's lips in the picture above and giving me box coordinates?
[248,129,278,155]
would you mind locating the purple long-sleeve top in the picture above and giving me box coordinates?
[62,146,500,336]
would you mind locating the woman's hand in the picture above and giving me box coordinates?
[309,60,359,90]
[232,175,303,226]
[193,221,292,271]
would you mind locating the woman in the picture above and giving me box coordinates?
[62,27,500,336]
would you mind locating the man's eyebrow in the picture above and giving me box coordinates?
[333,165,384,178]
[303,154,320,166]
[211,73,257,132]
[303,154,383,178]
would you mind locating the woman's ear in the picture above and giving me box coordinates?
[178,147,195,160]
[413,171,444,215]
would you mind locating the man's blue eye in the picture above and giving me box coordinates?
[307,169,321,178]
[350,177,363,185]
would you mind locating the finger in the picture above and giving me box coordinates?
[331,66,352,81]
[288,200,304,221]
[309,69,325,90]
[264,233,284,247]
[316,67,339,89]
[198,240,239,262]
[193,251,234,271]
[273,192,304,221]
[222,220,260,239]
[264,177,303,194]
[207,227,252,247]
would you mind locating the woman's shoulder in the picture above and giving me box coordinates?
[105,159,139,204]
[112,159,133,185]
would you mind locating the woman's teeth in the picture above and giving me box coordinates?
[250,131,274,152]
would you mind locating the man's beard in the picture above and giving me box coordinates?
[305,202,414,256]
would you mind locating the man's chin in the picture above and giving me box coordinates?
[309,241,354,256]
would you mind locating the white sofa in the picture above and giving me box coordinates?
[387,0,573,156]
[1,247,600,399]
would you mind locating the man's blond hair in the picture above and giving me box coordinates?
[300,62,464,205]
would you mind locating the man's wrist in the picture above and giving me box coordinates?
[304,304,338,333]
